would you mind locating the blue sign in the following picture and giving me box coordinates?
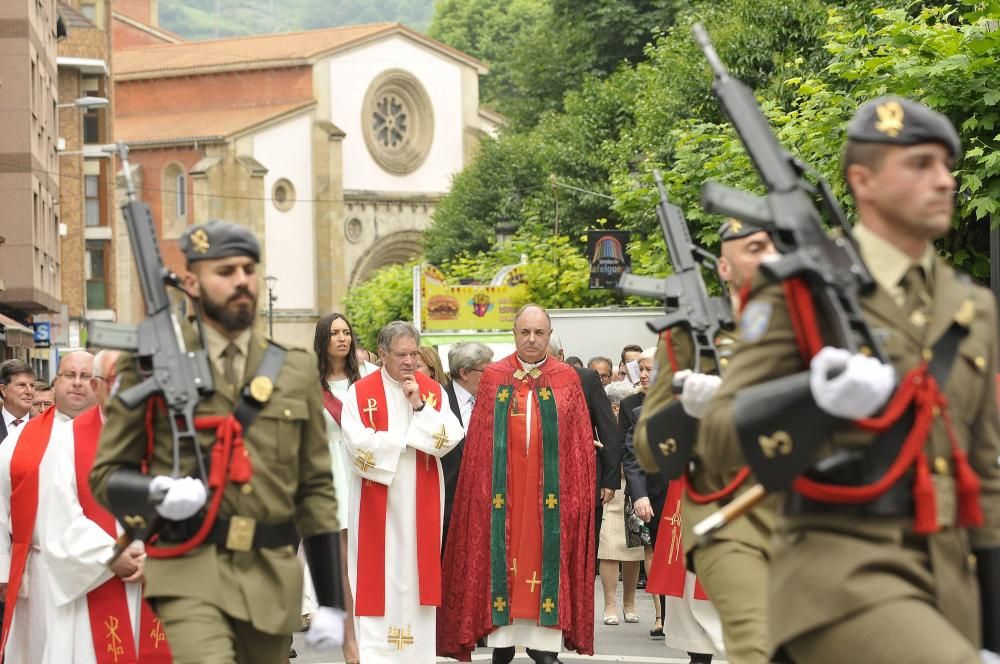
[33,322,51,347]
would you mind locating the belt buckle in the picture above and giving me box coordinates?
[225,516,256,552]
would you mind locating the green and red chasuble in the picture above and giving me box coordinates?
[439,353,596,662]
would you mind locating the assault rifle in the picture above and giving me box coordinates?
[99,143,215,558]
[618,170,733,478]
[689,25,888,541]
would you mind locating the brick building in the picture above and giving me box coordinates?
[56,0,116,333]
[0,0,64,365]
[111,3,499,346]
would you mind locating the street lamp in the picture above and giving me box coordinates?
[57,96,109,110]
[264,275,278,337]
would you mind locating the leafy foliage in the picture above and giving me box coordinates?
[159,0,436,39]
[343,263,416,351]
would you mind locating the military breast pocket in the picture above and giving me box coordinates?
[255,398,308,464]
[951,342,990,423]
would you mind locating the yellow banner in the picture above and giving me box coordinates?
[421,269,527,331]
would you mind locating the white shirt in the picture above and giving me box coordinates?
[452,380,475,431]
[2,407,28,437]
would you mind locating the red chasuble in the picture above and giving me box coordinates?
[438,355,595,661]
[73,406,172,663]
[353,370,443,617]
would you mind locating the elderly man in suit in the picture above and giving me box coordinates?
[441,341,494,548]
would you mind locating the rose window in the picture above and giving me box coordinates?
[373,95,408,150]
[362,69,434,175]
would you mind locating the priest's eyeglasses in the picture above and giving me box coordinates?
[57,371,93,383]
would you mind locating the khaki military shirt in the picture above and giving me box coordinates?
[90,322,337,635]
[634,325,776,556]
[698,233,1000,650]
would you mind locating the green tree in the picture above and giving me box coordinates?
[344,262,416,350]
[427,0,546,109]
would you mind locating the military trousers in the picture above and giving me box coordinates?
[692,539,769,664]
[155,596,293,664]
[782,597,980,664]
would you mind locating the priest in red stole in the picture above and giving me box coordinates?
[0,350,169,663]
[340,321,464,662]
[438,305,595,664]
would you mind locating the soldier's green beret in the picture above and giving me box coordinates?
[847,96,961,159]
[180,220,260,264]
[720,218,764,242]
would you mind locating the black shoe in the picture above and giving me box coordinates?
[288,647,297,658]
[636,574,647,589]
[525,648,563,664]
[688,654,713,664]
[492,646,515,664]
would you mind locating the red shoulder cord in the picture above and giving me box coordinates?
[782,277,982,534]
[141,397,254,557]
[659,329,755,505]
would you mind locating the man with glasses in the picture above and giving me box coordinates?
[586,357,614,386]
[0,350,102,662]
[30,382,53,418]
[340,320,464,661]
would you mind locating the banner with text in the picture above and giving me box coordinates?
[588,229,631,289]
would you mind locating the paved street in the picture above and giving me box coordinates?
[291,578,724,663]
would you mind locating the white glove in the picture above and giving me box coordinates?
[680,372,723,419]
[150,476,208,521]
[305,606,346,650]
[809,346,895,420]
[981,650,1000,664]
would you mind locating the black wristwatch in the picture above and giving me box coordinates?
[413,400,426,412]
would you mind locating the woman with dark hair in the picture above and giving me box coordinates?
[307,313,376,664]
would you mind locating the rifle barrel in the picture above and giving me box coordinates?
[692,23,727,79]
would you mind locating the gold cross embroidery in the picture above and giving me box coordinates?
[526,571,541,593]
[538,387,552,401]
[498,388,510,402]
[494,596,507,612]
[545,493,558,510]
[149,618,166,648]
[542,597,555,613]
[363,398,378,427]
[510,558,518,576]
[432,425,449,450]
[354,450,376,473]
[387,626,414,652]
[667,499,682,565]
[105,615,124,662]
[493,494,505,509]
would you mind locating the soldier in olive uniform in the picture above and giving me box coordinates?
[698,98,1000,663]
[90,220,346,663]
[631,220,776,664]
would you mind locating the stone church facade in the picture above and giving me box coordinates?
[112,4,498,346]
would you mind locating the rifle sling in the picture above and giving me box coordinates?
[787,319,967,517]
[232,342,288,432]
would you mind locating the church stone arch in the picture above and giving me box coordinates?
[350,230,423,287]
